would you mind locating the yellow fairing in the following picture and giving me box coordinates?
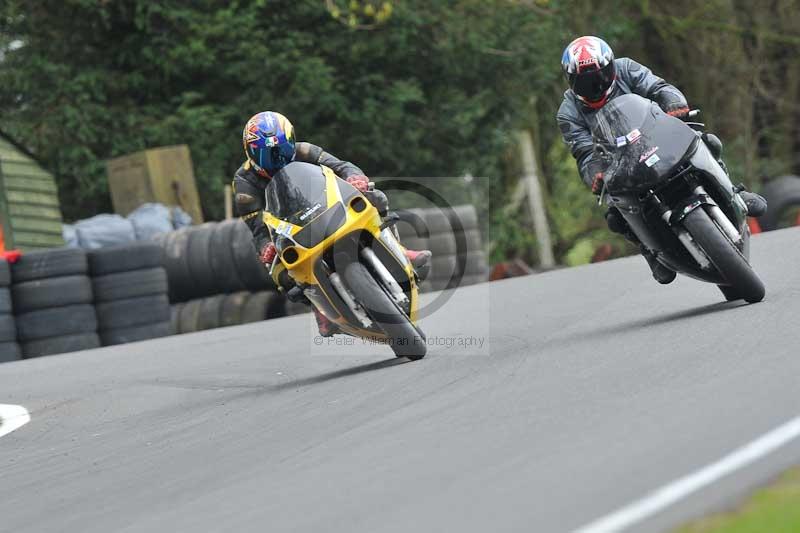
[263,167,419,335]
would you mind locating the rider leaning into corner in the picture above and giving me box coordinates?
[556,36,768,284]
[233,111,432,336]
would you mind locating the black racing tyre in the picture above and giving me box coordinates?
[424,209,452,235]
[459,273,489,287]
[265,292,287,319]
[170,303,183,334]
[22,333,101,358]
[210,221,246,293]
[87,242,164,276]
[461,251,490,276]
[454,229,484,255]
[0,288,11,314]
[717,284,748,302]
[0,260,10,287]
[231,221,273,290]
[430,278,451,291]
[197,294,225,331]
[220,292,250,327]
[396,208,429,240]
[161,228,193,302]
[92,268,168,302]
[285,299,310,316]
[400,235,429,252]
[15,304,97,341]
[241,291,270,323]
[418,280,434,294]
[0,314,16,342]
[447,204,479,232]
[178,299,203,334]
[683,208,765,303]
[426,255,458,291]
[428,232,457,256]
[343,261,426,360]
[187,223,217,298]
[12,275,93,313]
[100,321,171,346]
[758,175,800,231]
[11,247,87,283]
[96,294,170,331]
[0,342,21,362]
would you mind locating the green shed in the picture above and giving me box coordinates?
[0,131,65,251]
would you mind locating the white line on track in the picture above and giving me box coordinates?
[573,415,800,533]
[0,404,31,439]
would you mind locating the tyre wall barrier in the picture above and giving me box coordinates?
[759,175,800,231]
[0,259,21,362]
[88,242,171,346]
[396,204,489,292]
[170,291,295,335]
[9,247,100,358]
[154,219,275,303]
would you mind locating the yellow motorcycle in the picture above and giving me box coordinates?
[263,161,426,360]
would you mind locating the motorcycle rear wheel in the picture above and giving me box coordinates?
[343,262,427,360]
[683,208,765,303]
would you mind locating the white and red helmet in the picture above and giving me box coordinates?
[561,36,616,108]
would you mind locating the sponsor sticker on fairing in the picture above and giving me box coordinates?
[644,154,660,167]
[639,146,659,162]
[616,136,628,147]
[626,129,642,144]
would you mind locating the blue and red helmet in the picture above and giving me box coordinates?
[242,111,296,177]
[561,36,616,108]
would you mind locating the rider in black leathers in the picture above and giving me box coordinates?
[557,36,767,284]
[234,111,431,335]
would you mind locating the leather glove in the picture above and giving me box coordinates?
[346,175,370,193]
[259,243,277,266]
[591,172,604,195]
[665,105,690,119]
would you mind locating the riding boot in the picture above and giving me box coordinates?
[640,244,677,285]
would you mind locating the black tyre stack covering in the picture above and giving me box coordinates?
[425,209,459,291]
[10,248,101,358]
[89,242,171,346]
[170,290,289,335]
[447,205,489,287]
[156,220,274,303]
[0,259,21,362]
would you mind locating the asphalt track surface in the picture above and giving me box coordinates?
[1,228,799,533]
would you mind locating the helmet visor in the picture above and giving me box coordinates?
[570,61,616,102]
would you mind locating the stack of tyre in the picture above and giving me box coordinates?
[448,205,489,287]
[10,248,100,358]
[0,259,19,362]
[397,205,488,291]
[170,290,287,335]
[759,175,800,231]
[89,242,171,345]
[155,219,274,303]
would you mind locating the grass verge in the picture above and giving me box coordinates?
[677,468,800,533]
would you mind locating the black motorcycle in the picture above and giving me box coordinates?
[593,93,765,303]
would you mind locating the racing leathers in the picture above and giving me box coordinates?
[232,141,382,254]
[557,57,689,188]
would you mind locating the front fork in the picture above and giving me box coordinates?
[653,185,743,270]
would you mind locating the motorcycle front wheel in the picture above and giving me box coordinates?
[343,261,427,360]
[682,208,765,303]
